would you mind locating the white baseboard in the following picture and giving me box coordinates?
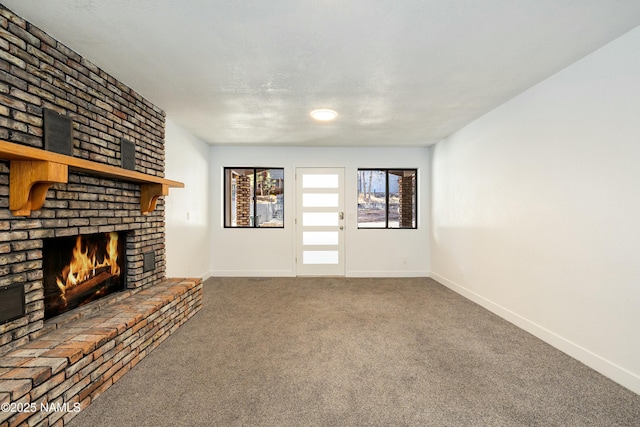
[348,270,430,278]
[430,272,640,395]
[209,270,430,278]
[209,269,296,277]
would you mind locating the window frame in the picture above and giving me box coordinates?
[223,167,285,228]
[357,168,417,229]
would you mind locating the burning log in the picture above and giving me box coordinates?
[65,270,113,301]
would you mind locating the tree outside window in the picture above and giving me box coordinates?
[357,169,416,229]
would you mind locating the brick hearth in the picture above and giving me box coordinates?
[0,278,202,426]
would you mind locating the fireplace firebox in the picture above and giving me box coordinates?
[43,232,126,319]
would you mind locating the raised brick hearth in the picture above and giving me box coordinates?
[0,278,202,426]
[0,6,202,426]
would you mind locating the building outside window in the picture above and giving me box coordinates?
[357,169,417,229]
[224,168,284,228]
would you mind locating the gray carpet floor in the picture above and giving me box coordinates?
[69,277,640,426]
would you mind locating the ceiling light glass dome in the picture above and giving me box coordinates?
[310,109,338,121]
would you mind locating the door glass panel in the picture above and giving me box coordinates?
[303,250,339,264]
[303,212,338,226]
[302,193,339,207]
[297,168,345,276]
[303,231,339,246]
[302,174,339,188]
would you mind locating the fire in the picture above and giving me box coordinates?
[56,232,121,300]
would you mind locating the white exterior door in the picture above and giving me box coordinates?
[296,168,345,276]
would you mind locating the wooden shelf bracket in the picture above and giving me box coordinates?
[9,160,69,216]
[140,183,169,215]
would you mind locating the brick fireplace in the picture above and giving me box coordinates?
[0,4,172,354]
[0,6,202,426]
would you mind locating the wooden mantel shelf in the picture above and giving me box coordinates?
[0,139,184,216]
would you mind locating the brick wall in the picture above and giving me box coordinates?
[0,6,169,355]
[236,175,251,227]
[398,175,415,228]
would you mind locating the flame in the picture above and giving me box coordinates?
[56,232,120,301]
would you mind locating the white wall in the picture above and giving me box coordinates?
[210,146,430,277]
[430,27,640,393]
[164,119,212,279]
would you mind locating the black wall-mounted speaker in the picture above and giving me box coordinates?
[43,109,73,156]
[143,251,156,273]
[121,138,136,170]
[0,283,25,325]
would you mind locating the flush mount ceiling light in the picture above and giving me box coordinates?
[310,109,338,121]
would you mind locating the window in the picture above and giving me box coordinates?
[357,169,417,229]
[224,168,284,228]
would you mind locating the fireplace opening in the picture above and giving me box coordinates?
[43,232,126,319]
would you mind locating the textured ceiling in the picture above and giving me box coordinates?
[3,1,640,147]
